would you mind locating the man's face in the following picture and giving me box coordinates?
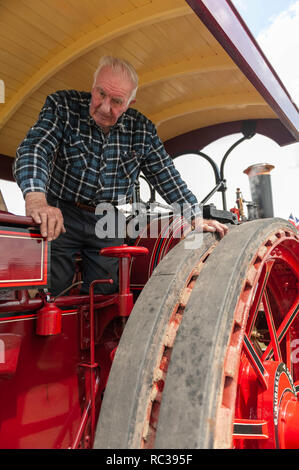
[90,66,135,132]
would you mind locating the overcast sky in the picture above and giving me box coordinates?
[1,0,298,219]
[154,0,299,220]
[175,0,299,220]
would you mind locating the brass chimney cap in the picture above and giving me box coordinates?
[244,163,275,176]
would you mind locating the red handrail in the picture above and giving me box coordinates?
[0,211,37,227]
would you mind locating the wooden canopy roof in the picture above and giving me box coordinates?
[0,0,298,170]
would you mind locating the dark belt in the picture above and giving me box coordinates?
[50,197,118,213]
[73,200,119,213]
[74,201,97,213]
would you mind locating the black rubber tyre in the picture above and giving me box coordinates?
[94,231,219,448]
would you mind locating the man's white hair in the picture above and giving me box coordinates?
[93,56,139,102]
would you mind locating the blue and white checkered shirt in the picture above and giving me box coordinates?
[14,90,199,217]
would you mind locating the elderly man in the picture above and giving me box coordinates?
[14,56,227,297]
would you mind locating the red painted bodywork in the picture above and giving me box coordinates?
[0,212,182,448]
[0,226,49,290]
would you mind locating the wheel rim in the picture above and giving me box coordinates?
[219,228,299,449]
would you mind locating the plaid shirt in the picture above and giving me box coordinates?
[14,90,199,217]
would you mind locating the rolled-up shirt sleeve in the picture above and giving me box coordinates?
[13,93,64,197]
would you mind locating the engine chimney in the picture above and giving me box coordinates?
[243,163,275,219]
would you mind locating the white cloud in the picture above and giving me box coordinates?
[231,0,248,12]
[257,1,299,106]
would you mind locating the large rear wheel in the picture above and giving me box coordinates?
[95,219,299,449]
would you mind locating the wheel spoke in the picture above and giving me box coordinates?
[262,297,299,361]
[247,261,274,335]
[233,419,269,439]
[243,334,268,389]
[262,290,282,361]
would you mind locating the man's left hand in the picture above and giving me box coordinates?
[192,217,229,239]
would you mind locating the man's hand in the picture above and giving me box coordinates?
[25,192,66,241]
[192,217,228,239]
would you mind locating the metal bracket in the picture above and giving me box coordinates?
[203,204,239,224]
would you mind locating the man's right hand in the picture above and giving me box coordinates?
[25,192,66,241]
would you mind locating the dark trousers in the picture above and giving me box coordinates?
[48,197,125,297]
